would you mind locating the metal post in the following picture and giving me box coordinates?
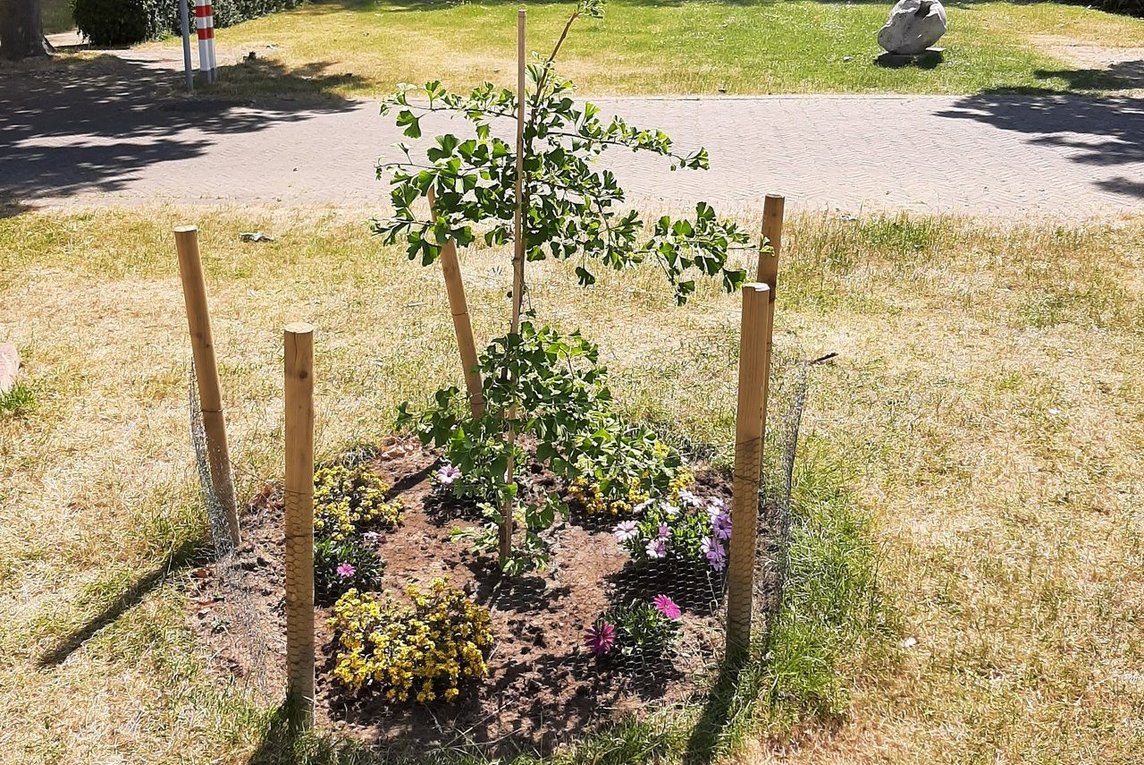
[180,0,193,93]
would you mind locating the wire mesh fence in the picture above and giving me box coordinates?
[183,343,824,754]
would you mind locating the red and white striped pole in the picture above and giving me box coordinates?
[194,0,217,83]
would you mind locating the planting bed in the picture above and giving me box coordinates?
[188,436,749,753]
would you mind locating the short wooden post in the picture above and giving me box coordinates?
[756,194,785,289]
[756,193,783,408]
[174,225,240,550]
[726,283,773,660]
[427,189,485,418]
[283,323,315,729]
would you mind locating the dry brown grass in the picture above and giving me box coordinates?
[2,207,1143,764]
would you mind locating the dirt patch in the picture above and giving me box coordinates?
[189,438,737,756]
[1033,35,1144,90]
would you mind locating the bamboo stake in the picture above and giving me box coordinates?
[726,283,773,660]
[427,188,485,418]
[174,225,240,550]
[500,7,527,565]
[283,322,315,729]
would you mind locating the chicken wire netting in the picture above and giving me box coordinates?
[184,348,829,753]
[188,362,281,701]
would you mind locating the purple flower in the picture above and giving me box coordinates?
[613,520,639,544]
[362,531,381,545]
[653,595,682,620]
[712,511,733,541]
[336,563,356,579]
[707,497,726,517]
[677,489,702,508]
[584,622,616,655]
[436,463,461,485]
[645,537,668,559]
[657,523,671,539]
[702,537,726,571]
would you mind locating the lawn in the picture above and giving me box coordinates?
[157,0,1144,98]
[41,0,74,34]
[2,207,1143,763]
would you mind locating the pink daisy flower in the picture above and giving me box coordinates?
[653,595,682,620]
[584,622,616,655]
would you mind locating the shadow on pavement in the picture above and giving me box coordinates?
[936,72,1144,199]
[0,53,365,213]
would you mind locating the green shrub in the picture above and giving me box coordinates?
[73,0,307,46]
[73,0,177,46]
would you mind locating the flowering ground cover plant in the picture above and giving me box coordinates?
[329,579,493,703]
[313,536,384,604]
[312,464,401,602]
[585,595,683,662]
[614,491,731,572]
[313,464,403,542]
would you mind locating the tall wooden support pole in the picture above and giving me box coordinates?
[511,7,526,331]
[726,283,773,661]
[499,7,527,566]
[283,323,315,729]
[174,225,240,550]
[427,189,485,418]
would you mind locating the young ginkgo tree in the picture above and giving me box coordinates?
[375,1,754,574]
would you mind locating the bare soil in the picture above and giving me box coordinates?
[188,437,734,756]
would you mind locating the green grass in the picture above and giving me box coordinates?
[41,0,74,34]
[160,0,1144,99]
[2,207,1144,763]
[0,382,35,416]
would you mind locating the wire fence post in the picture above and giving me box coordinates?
[284,323,315,729]
[175,225,240,551]
[726,283,773,661]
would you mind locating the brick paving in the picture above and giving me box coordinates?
[2,62,1142,216]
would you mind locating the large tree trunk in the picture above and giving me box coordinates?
[0,0,50,60]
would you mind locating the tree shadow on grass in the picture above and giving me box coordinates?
[37,537,201,667]
[0,53,365,211]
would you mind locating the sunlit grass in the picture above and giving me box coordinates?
[150,0,1144,99]
[2,207,1143,763]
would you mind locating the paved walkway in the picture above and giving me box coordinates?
[2,56,1142,216]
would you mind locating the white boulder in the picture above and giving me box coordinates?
[878,0,947,56]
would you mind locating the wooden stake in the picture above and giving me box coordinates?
[283,322,315,729]
[756,194,785,292]
[427,188,485,418]
[726,283,773,660]
[174,225,240,550]
[756,194,784,406]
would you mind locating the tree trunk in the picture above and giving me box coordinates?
[0,0,50,61]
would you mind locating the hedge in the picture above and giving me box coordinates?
[74,0,306,47]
